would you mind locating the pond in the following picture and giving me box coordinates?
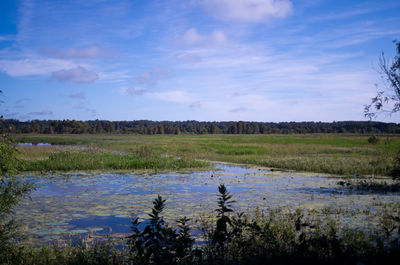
[15,163,400,246]
[17,142,52,146]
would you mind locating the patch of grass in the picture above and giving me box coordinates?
[22,150,209,172]
[14,133,400,175]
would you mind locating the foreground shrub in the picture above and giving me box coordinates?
[3,184,400,264]
[125,184,400,265]
[127,195,195,265]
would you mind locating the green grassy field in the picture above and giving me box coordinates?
[14,134,400,175]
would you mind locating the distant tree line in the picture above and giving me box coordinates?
[1,119,400,135]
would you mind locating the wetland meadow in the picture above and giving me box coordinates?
[2,133,400,264]
[2,0,400,263]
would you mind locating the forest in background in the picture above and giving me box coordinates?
[1,119,400,134]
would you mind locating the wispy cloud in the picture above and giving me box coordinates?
[68,92,86,99]
[310,2,400,22]
[14,98,31,108]
[28,110,53,115]
[0,58,76,77]
[17,0,34,43]
[178,28,228,46]
[0,35,16,42]
[121,87,147,96]
[174,52,202,63]
[51,66,98,84]
[1,0,399,122]
[41,45,116,59]
[189,101,201,108]
[15,98,31,104]
[132,68,173,88]
[230,107,247,113]
[299,22,400,49]
[148,90,192,103]
[200,0,293,22]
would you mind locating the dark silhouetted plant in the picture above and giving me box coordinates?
[127,195,195,265]
[211,184,235,250]
[175,217,196,264]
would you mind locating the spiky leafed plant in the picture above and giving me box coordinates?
[128,195,196,265]
[128,195,176,264]
[212,184,236,250]
[175,217,195,264]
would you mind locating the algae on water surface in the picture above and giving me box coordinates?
[15,163,400,245]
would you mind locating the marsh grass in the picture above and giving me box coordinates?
[14,133,400,175]
[22,150,209,172]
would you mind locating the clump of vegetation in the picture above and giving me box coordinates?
[22,150,209,172]
[2,241,128,265]
[337,179,400,192]
[368,135,379,144]
[127,195,195,264]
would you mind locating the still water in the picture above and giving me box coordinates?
[15,163,400,245]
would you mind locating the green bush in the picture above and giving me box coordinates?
[368,135,379,144]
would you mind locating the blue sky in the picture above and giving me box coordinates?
[0,0,399,122]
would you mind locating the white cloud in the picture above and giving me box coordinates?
[179,28,228,46]
[0,58,76,77]
[201,0,293,22]
[51,66,98,84]
[121,87,147,96]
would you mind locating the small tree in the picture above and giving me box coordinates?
[364,40,400,119]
